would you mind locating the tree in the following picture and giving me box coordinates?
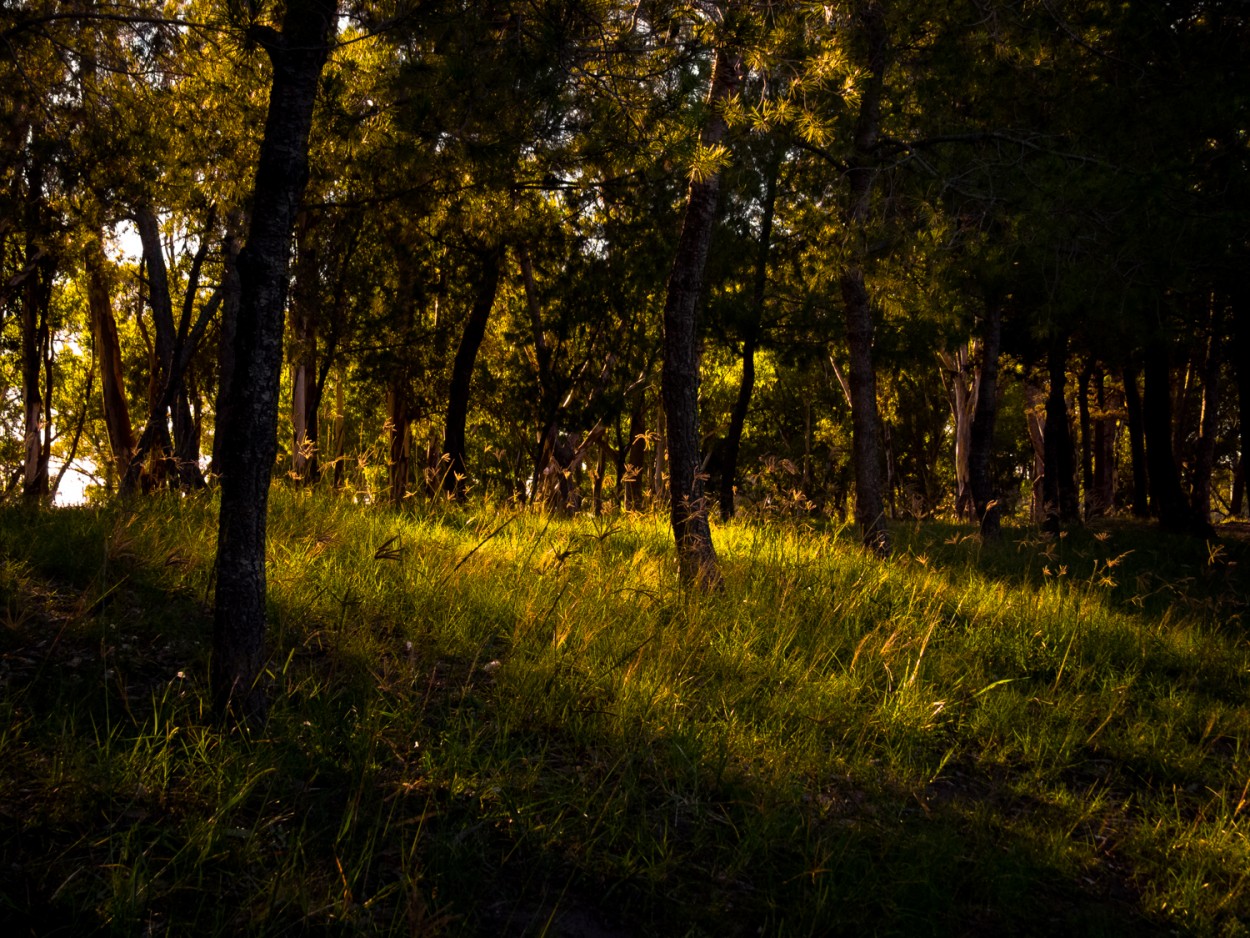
[211,0,338,724]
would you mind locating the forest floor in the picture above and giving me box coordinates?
[0,492,1247,936]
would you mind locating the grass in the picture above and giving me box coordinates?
[0,490,1247,936]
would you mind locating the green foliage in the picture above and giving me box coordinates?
[1,495,1247,934]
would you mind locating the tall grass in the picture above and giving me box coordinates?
[0,492,1246,935]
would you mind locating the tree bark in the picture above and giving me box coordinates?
[387,379,411,506]
[20,158,52,505]
[661,42,741,587]
[211,0,336,725]
[1233,292,1250,517]
[968,305,1002,540]
[720,154,778,522]
[1077,362,1093,517]
[1041,338,1079,533]
[1123,363,1150,517]
[623,390,647,510]
[1143,340,1210,536]
[289,211,320,483]
[1090,368,1116,517]
[1190,306,1223,523]
[443,246,503,499]
[840,0,890,556]
[85,223,135,485]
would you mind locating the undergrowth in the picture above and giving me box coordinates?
[0,491,1247,936]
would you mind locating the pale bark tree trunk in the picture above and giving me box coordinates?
[840,0,890,556]
[443,246,503,499]
[212,0,336,724]
[21,159,52,505]
[968,305,1002,540]
[1024,381,1046,523]
[289,211,319,483]
[939,343,978,521]
[85,223,135,485]
[661,40,742,587]
[720,154,778,521]
[1077,362,1093,517]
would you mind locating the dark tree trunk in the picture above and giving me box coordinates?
[1123,363,1150,517]
[1190,308,1223,523]
[211,0,336,724]
[443,247,503,499]
[623,391,647,510]
[134,204,206,489]
[85,224,135,485]
[1143,340,1211,536]
[210,220,242,478]
[968,305,1002,540]
[720,153,778,522]
[1077,362,1093,517]
[1041,338,1079,534]
[388,380,411,507]
[21,159,52,504]
[1090,368,1115,517]
[840,0,890,556]
[661,43,741,587]
[1233,293,1250,517]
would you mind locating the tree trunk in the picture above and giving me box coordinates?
[720,154,778,522]
[1123,363,1150,517]
[211,219,242,479]
[1090,368,1116,518]
[1190,306,1223,523]
[85,224,135,485]
[624,390,647,510]
[661,42,741,588]
[443,246,503,499]
[968,305,1002,539]
[1041,338,1079,533]
[939,343,977,521]
[1233,292,1250,517]
[211,0,336,725]
[840,0,890,556]
[20,159,52,505]
[1143,340,1210,536]
[289,211,320,483]
[387,380,411,506]
[1077,362,1093,517]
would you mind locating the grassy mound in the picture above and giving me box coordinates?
[1,492,1247,936]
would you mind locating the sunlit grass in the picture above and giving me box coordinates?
[0,492,1246,935]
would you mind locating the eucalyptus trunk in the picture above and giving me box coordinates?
[661,42,742,587]
[85,224,134,484]
[443,247,503,499]
[1123,364,1150,517]
[968,306,1002,540]
[1041,338,1079,534]
[1143,341,1210,536]
[211,0,336,724]
[840,0,890,556]
[720,155,778,522]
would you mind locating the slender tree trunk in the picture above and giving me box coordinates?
[21,160,51,505]
[968,305,1002,539]
[720,154,778,522]
[624,391,647,510]
[1191,306,1223,523]
[661,42,741,587]
[1042,338,1079,533]
[1090,368,1116,517]
[1143,340,1210,536]
[443,246,503,499]
[840,0,890,556]
[85,224,135,484]
[211,219,242,478]
[1233,293,1250,517]
[387,380,411,506]
[1123,363,1150,517]
[1077,362,1093,517]
[289,212,320,483]
[939,344,977,520]
[212,0,336,724]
